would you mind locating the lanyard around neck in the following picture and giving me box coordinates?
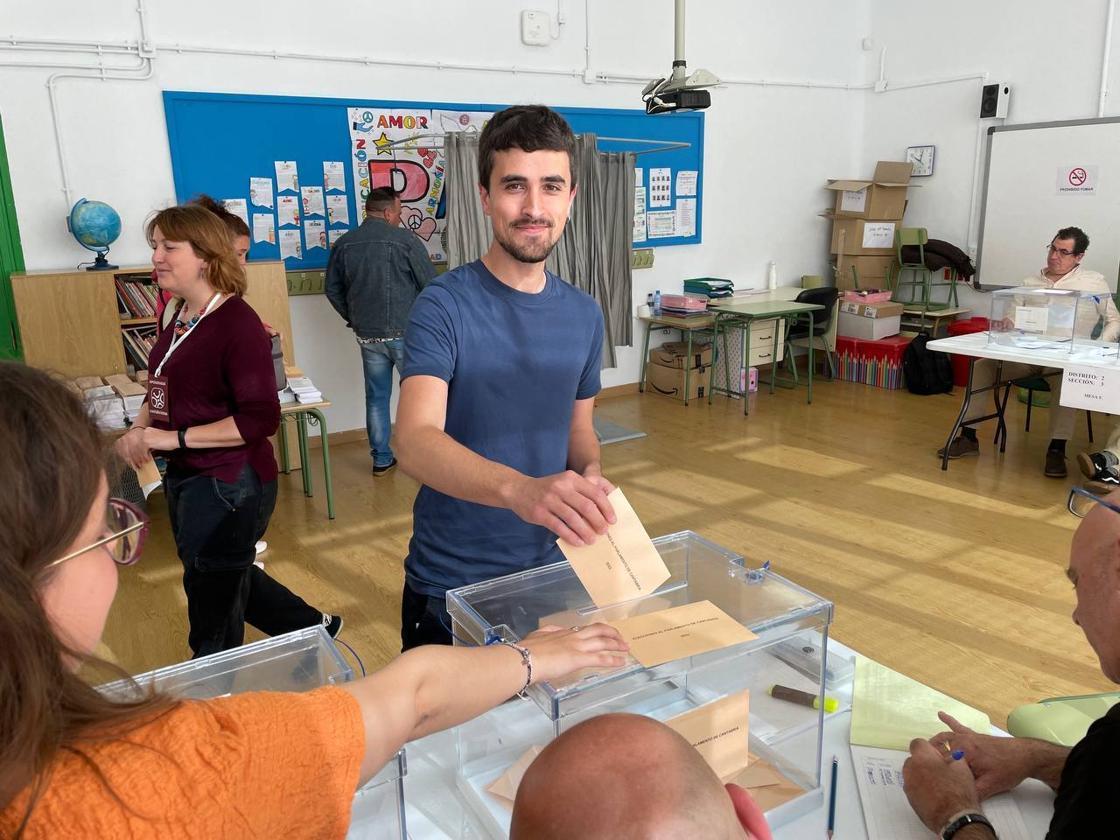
[153,292,223,377]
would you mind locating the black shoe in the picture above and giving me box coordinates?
[1077,452,1120,485]
[937,435,979,459]
[322,613,344,639]
[372,458,397,477]
[1044,449,1068,478]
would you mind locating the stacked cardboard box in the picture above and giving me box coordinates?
[645,341,712,403]
[823,161,913,290]
[837,300,904,340]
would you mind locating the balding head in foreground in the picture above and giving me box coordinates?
[510,713,772,840]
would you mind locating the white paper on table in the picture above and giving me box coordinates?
[851,745,1030,840]
[675,169,698,197]
[633,187,647,243]
[649,167,672,207]
[279,228,302,260]
[840,188,868,212]
[647,210,676,238]
[222,198,249,228]
[275,160,299,192]
[304,219,326,250]
[1061,364,1120,413]
[328,227,349,246]
[1014,305,1049,334]
[861,222,895,248]
[252,213,275,245]
[327,194,350,226]
[300,186,325,217]
[674,197,696,238]
[323,161,346,192]
[250,177,274,208]
[277,195,300,227]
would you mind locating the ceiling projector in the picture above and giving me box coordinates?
[642,0,719,114]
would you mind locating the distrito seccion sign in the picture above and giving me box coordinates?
[1061,365,1120,413]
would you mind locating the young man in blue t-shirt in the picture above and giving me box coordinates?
[394,105,616,649]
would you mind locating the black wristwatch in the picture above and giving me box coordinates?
[942,812,996,840]
[178,428,189,450]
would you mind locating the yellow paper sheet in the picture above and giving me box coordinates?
[610,600,757,667]
[557,487,670,607]
[849,656,990,750]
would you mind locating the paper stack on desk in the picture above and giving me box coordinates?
[286,376,322,404]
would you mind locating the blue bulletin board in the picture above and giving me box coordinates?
[163,91,704,270]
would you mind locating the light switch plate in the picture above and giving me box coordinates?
[521,10,550,46]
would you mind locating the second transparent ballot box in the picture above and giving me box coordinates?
[99,627,407,840]
[446,531,835,835]
[987,287,1119,355]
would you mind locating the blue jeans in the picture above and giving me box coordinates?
[360,339,406,468]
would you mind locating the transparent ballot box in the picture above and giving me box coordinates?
[987,287,1117,354]
[446,531,835,836]
[99,627,406,840]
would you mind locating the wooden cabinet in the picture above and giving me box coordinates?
[12,261,294,378]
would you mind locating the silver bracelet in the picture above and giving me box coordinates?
[498,639,533,695]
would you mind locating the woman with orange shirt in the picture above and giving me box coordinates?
[0,361,628,838]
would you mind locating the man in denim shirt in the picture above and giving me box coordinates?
[326,188,437,475]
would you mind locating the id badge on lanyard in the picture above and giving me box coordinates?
[146,293,221,423]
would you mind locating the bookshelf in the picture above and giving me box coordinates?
[11,261,295,378]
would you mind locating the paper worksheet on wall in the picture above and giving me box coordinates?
[249,177,274,209]
[222,199,249,229]
[323,161,346,192]
[275,160,299,193]
[633,187,647,243]
[649,167,672,207]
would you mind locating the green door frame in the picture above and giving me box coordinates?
[0,112,25,360]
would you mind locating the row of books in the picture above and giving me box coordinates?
[122,325,158,371]
[115,274,159,319]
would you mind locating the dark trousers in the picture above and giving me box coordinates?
[401,580,452,650]
[165,464,321,658]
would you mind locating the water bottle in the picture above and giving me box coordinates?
[653,289,662,315]
[767,262,777,290]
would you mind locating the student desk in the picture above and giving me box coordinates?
[393,639,1055,840]
[901,305,970,336]
[708,299,826,415]
[927,332,1116,471]
[278,400,335,520]
[637,312,716,405]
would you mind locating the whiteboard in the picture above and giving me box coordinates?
[977,117,1120,290]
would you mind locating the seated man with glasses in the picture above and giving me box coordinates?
[938,226,1120,478]
[901,486,1120,839]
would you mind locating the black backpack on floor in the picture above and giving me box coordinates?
[903,332,953,395]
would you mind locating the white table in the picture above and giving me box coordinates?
[395,640,1055,840]
[927,332,1120,470]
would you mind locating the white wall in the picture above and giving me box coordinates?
[863,0,1120,313]
[1,0,872,434]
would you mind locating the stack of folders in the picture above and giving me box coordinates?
[683,277,734,302]
[286,376,323,404]
[659,293,711,318]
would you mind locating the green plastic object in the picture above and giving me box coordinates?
[1007,691,1120,746]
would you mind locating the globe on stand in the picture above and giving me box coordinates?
[68,198,122,271]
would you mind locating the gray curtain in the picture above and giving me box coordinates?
[443,131,635,367]
[444,132,490,267]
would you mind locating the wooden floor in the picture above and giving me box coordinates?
[104,374,1116,727]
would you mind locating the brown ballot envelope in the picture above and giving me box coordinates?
[667,692,805,810]
[609,600,758,667]
[557,487,670,607]
[666,690,751,780]
[485,745,545,811]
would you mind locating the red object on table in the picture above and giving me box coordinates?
[945,317,990,387]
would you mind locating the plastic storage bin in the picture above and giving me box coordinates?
[447,531,834,836]
[99,627,407,840]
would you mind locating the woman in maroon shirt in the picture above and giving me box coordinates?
[116,205,338,657]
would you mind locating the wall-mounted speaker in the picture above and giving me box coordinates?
[980,83,1011,118]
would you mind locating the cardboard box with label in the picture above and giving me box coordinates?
[825,161,913,220]
[830,219,898,256]
[839,300,904,319]
[648,340,713,369]
[838,310,902,340]
[646,361,708,402]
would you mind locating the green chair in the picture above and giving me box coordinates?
[891,228,959,310]
[994,376,1093,448]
